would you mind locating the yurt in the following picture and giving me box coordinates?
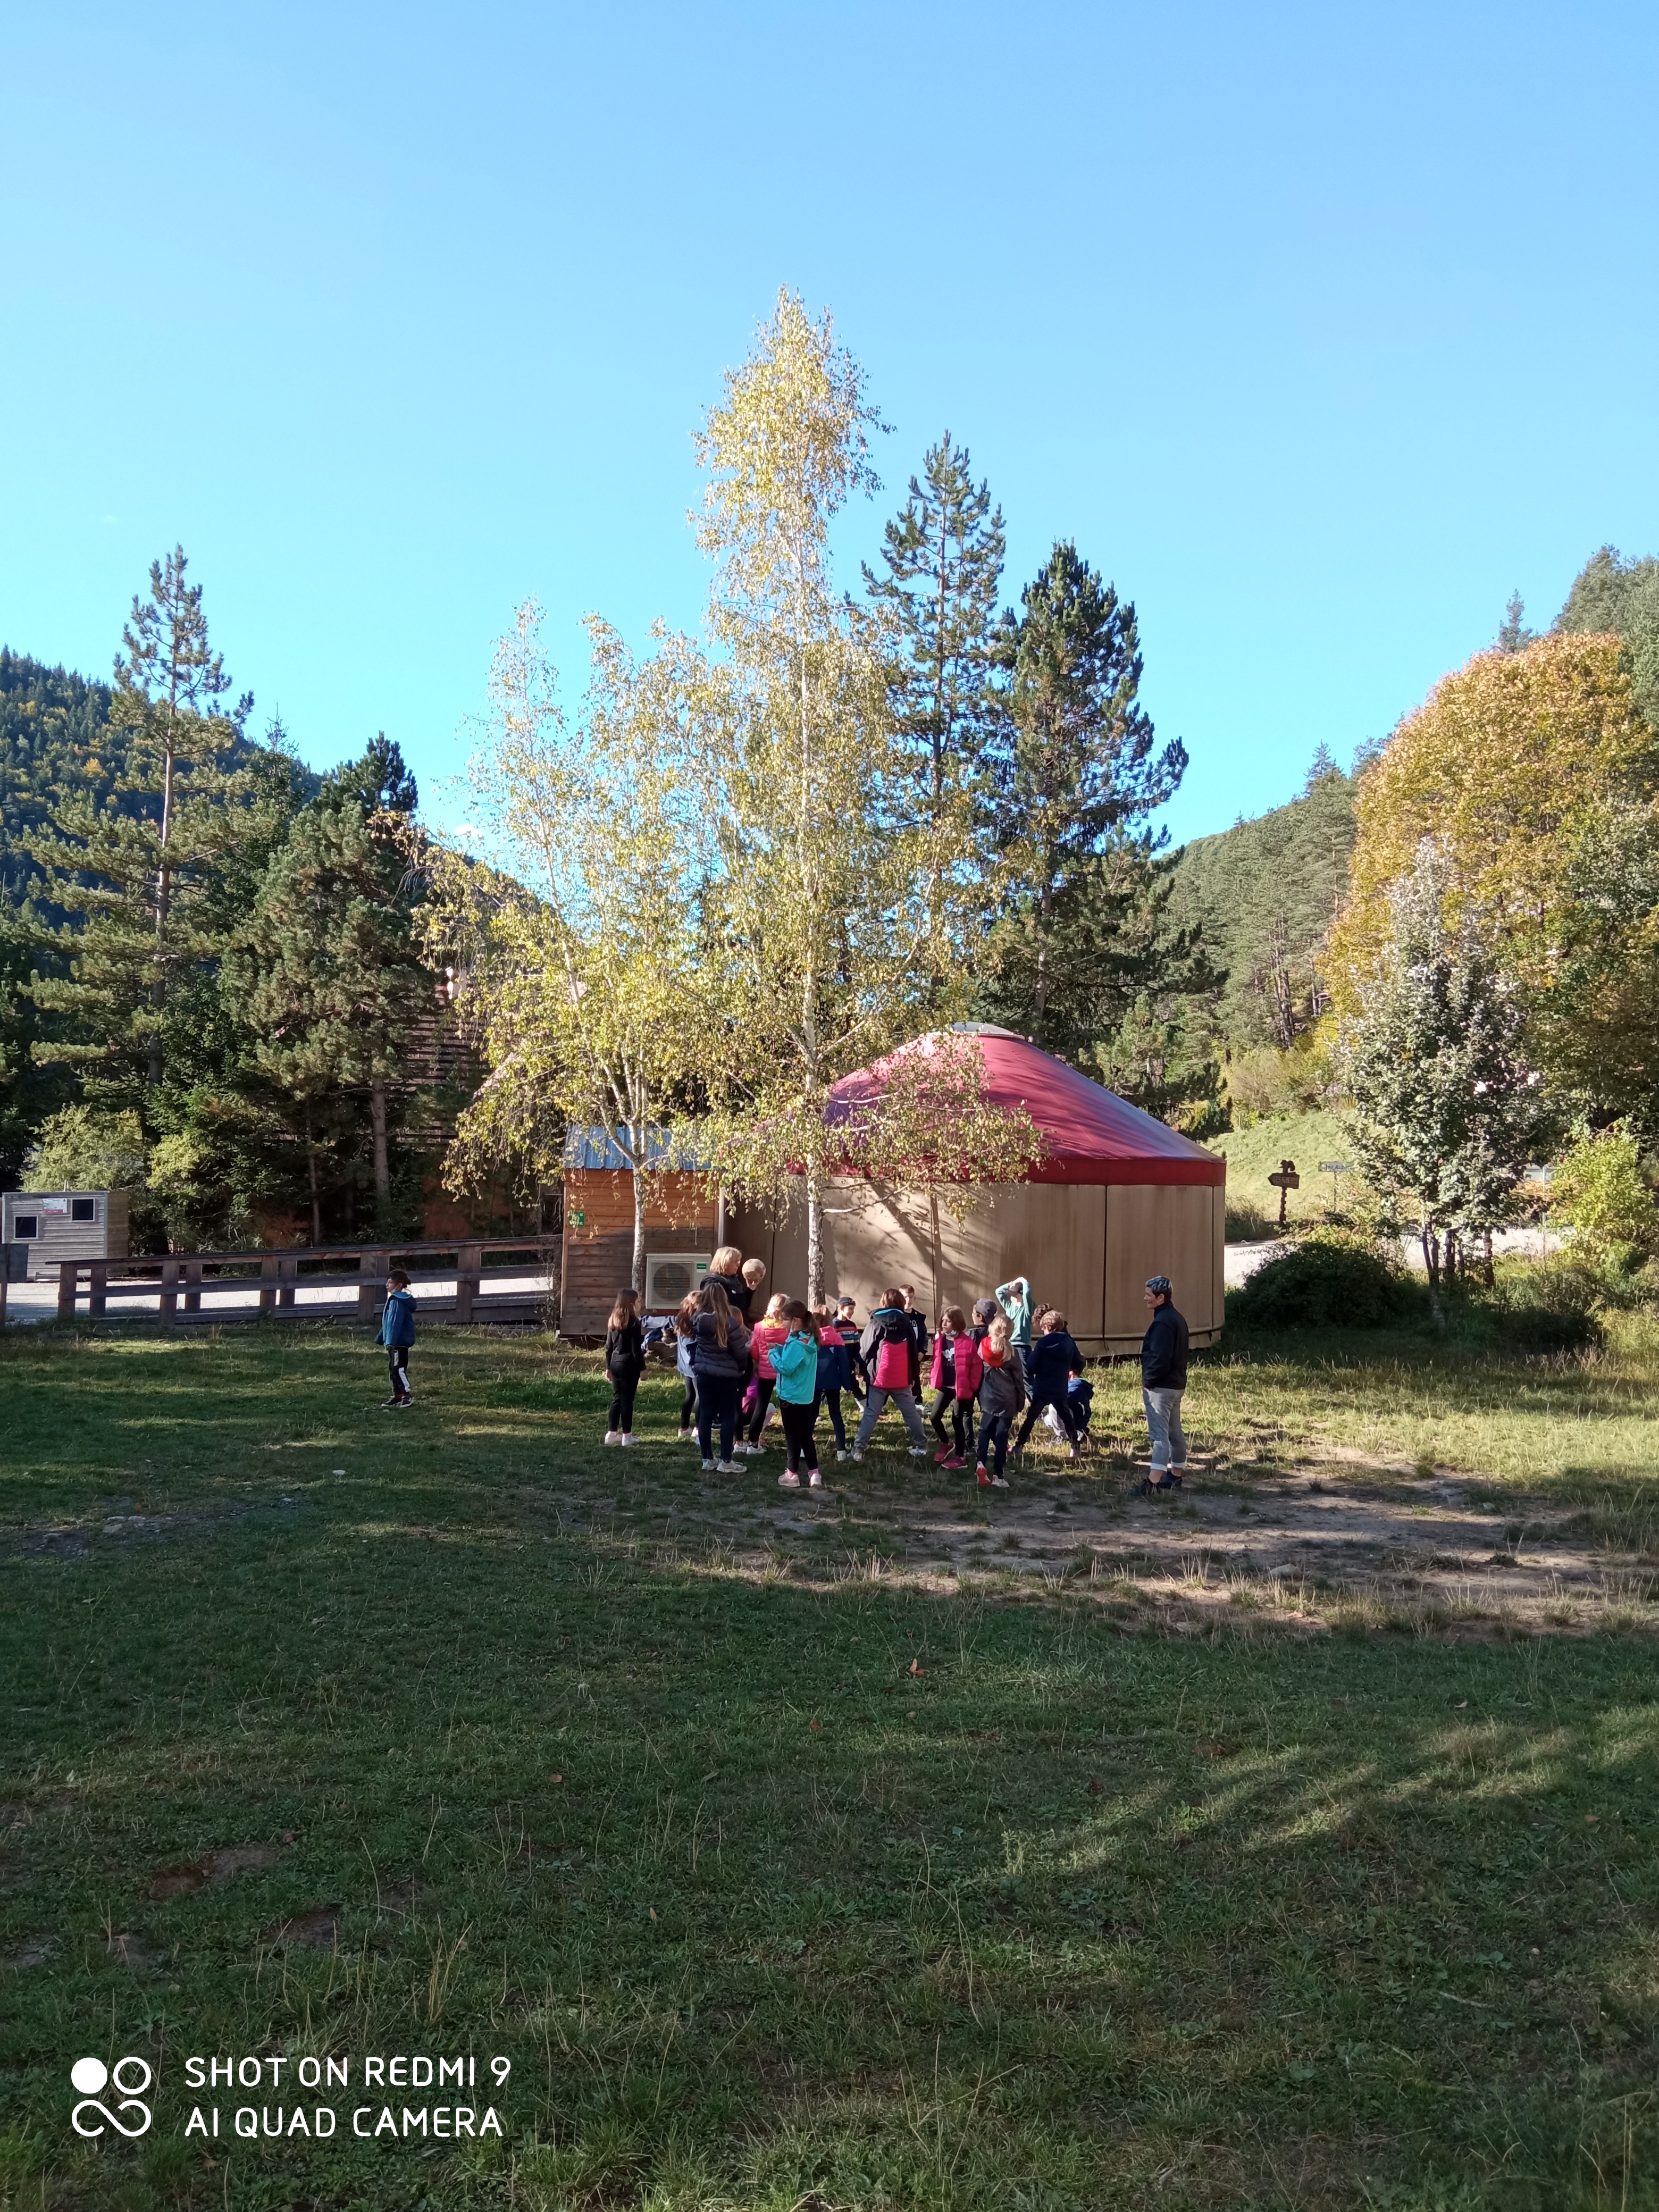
[729,1026,1226,1355]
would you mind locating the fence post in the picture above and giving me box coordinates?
[88,1260,107,1317]
[160,1258,179,1321]
[58,1260,79,1320]
[183,1258,202,1314]
[358,1251,384,1321]
[278,1255,298,1310]
[456,1243,482,1326]
[258,1256,278,1314]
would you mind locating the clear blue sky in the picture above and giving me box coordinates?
[3,2,1655,844]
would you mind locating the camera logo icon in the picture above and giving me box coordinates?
[70,2056,153,2138]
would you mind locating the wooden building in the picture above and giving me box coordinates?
[559,1129,717,1336]
[3,1189,130,1281]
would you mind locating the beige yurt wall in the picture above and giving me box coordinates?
[730,1176,1220,1354]
[1102,1182,1225,1350]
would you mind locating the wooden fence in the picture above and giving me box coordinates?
[36,1237,560,1328]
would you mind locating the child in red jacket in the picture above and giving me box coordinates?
[926,1305,973,1467]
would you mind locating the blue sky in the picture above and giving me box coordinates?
[3,2,1656,844]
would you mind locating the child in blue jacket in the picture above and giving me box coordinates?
[769,1301,824,1488]
[813,1302,859,1462]
[376,1270,417,1407]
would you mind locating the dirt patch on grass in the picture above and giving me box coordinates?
[570,1431,1659,1638]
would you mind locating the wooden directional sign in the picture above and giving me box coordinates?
[1266,1158,1299,1227]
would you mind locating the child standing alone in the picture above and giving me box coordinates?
[377,1270,417,1407]
[604,1289,645,1446]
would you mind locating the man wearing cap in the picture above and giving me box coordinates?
[1136,1275,1188,1493]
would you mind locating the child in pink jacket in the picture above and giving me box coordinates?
[741,1294,791,1454]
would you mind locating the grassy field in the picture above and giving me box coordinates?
[3,1319,1659,2211]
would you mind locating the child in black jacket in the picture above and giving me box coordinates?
[605,1289,645,1447]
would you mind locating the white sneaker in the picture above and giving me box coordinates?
[778,1471,800,1488]
[621,1434,636,1447]
[602,1431,620,1445]
[808,1470,823,1488]
[676,1428,693,1441]
[748,1440,767,1453]
[716,1458,740,1473]
[851,1451,864,1463]
[836,1449,850,1463]
[908,1446,928,1459]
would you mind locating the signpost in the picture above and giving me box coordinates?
[1267,1158,1300,1228]
[1319,1159,1353,1206]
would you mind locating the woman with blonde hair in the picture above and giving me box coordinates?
[700,1246,753,1318]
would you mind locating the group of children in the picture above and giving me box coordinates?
[601,1250,1095,1491]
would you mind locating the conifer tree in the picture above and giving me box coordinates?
[26,548,254,1103]
[222,739,428,1236]
[977,541,1192,1068]
[864,432,1005,816]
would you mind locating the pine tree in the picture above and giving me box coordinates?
[977,541,1191,1065]
[863,432,1005,816]
[222,739,428,1237]
[26,548,254,1104]
[1496,590,1534,653]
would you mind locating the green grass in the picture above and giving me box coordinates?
[3,1320,1659,2210]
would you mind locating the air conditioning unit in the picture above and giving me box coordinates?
[643,1252,710,1312]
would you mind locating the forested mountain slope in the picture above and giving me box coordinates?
[1167,757,1357,1052]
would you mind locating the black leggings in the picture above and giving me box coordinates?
[1012,1390,1079,1455]
[678,1377,697,1428]
[746,1376,776,1443]
[927,1390,970,1453]
[608,1367,641,1434]
[697,1377,739,1463]
[780,1397,819,1473]
[387,1346,410,1400]
[976,1406,1013,1477]
[817,1390,848,1451]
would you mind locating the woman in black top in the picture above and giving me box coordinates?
[605,1289,645,1446]
[699,1243,753,1318]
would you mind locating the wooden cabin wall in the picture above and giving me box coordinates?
[559,1169,717,1335]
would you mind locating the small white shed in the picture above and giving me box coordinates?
[3,1190,130,1280]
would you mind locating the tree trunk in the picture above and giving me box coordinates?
[805,1171,823,1309]
[305,1110,322,1246]
[632,1148,647,1297]
[1421,1227,1445,1328]
[370,1079,390,1213]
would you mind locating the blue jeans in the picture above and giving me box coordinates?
[1143,1386,1186,1470]
[853,1386,926,1453]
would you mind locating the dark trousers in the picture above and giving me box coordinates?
[780,1396,819,1473]
[678,1377,697,1428]
[818,1390,849,1451]
[976,1406,1013,1478]
[608,1366,641,1434]
[387,1345,410,1400]
[1013,1390,1079,1455]
[696,1377,739,1463]
[746,1375,776,1443]
[927,1389,970,1453]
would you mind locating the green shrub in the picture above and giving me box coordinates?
[1490,1259,1606,1354]
[1228,1227,1407,1329]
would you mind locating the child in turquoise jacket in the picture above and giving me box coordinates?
[769,1299,823,1489]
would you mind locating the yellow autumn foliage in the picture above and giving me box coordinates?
[1330,632,1653,1011]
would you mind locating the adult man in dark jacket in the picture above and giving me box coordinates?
[1136,1275,1189,1493]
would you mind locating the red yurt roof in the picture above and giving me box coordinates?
[826,1026,1225,1188]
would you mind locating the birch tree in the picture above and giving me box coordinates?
[429,603,708,1292]
[693,291,976,1302]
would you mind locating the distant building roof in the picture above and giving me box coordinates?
[564,1126,708,1172]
